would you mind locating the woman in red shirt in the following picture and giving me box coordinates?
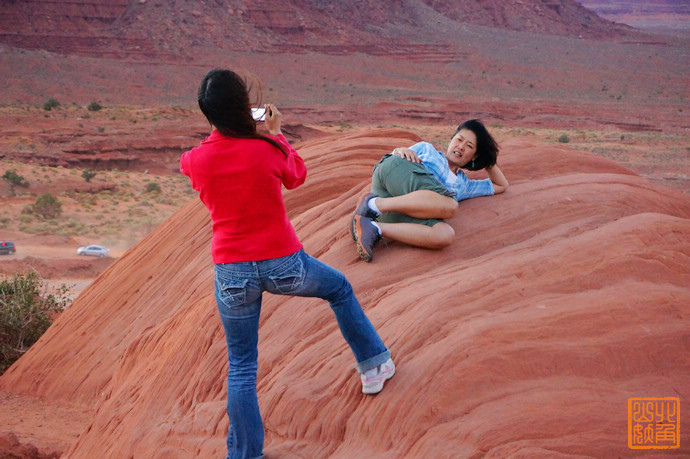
[180,69,394,459]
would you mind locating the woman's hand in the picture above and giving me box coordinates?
[264,103,282,135]
[393,147,421,163]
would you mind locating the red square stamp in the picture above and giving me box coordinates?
[628,397,680,449]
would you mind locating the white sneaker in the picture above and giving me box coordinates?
[361,358,395,394]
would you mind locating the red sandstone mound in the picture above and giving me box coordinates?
[0,129,688,457]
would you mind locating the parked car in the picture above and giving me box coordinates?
[77,245,110,258]
[0,241,16,255]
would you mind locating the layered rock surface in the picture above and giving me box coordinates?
[577,0,690,29]
[0,0,631,59]
[0,129,688,457]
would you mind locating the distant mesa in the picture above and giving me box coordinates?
[0,0,634,58]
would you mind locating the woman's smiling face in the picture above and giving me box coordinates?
[445,128,477,172]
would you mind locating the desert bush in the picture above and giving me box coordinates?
[87,101,103,111]
[28,221,56,235]
[18,212,33,223]
[144,182,161,193]
[2,170,30,188]
[0,271,71,374]
[29,193,62,220]
[154,196,175,205]
[558,134,570,143]
[2,170,30,197]
[115,190,133,201]
[57,219,88,236]
[43,98,60,111]
[82,169,97,183]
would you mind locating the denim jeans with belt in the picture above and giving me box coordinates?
[214,248,390,459]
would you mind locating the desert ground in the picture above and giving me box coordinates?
[1,104,687,301]
[1,122,686,289]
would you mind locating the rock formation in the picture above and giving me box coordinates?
[578,0,690,29]
[0,0,631,59]
[1,129,688,457]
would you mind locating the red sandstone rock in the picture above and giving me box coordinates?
[0,431,59,458]
[0,0,631,59]
[0,130,688,457]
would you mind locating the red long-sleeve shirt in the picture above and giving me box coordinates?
[180,130,306,264]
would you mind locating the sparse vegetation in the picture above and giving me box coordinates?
[2,169,30,188]
[144,182,162,193]
[28,193,63,220]
[43,98,60,111]
[87,101,103,112]
[558,134,570,143]
[0,271,71,374]
[82,169,97,182]
[0,155,193,241]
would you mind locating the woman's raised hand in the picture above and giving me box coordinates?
[393,147,421,163]
[264,103,282,135]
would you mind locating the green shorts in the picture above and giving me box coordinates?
[371,154,454,227]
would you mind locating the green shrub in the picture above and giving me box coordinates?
[0,271,71,374]
[87,101,103,111]
[81,169,97,183]
[30,193,62,220]
[558,134,570,143]
[18,212,33,223]
[2,170,29,188]
[144,182,161,193]
[43,98,60,111]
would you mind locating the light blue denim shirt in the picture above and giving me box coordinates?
[409,142,494,201]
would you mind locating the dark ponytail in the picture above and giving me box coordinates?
[197,68,288,156]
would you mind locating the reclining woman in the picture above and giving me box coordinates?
[350,119,509,261]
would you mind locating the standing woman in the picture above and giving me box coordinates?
[180,68,394,459]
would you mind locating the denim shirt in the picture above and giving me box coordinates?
[409,142,494,201]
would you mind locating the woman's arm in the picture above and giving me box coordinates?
[487,165,509,194]
[265,104,307,189]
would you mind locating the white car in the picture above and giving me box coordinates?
[77,245,110,258]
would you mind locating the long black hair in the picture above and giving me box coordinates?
[197,68,287,155]
[454,119,499,171]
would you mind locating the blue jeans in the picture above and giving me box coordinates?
[214,248,390,459]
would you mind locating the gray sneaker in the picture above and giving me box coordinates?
[361,358,395,394]
[349,192,379,241]
[354,215,381,262]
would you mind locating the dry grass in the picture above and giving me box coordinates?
[0,159,195,250]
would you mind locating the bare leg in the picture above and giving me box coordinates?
[378,221,455,249]
[375,190,457,219]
